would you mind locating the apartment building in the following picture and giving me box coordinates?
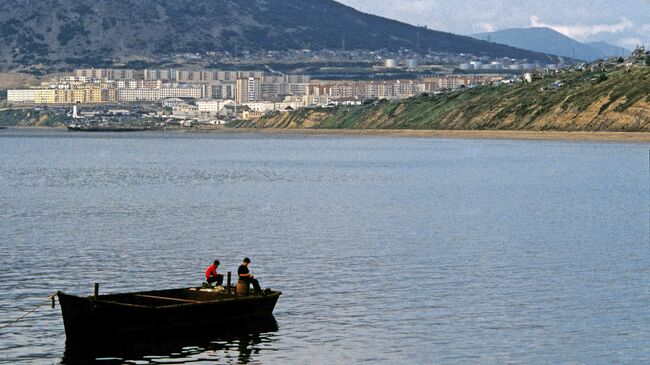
[74,68,138,80]
[236,77,261,104]
[54,89,117,103]
[117,88,161,102]
[8,88,116,104]
[7,89,40,103]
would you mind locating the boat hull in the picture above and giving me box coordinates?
[67,125,151,132]
[57,288,281,342]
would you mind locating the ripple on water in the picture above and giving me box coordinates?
[1,130,649,364]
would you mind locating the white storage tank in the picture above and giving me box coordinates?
[470,61,483,70]
[491,62,504,69]
[405,59,419,69]
[384,59,398,68]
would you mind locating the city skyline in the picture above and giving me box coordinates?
[338,0,650,49]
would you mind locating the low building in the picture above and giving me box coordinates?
[242,110,265,120]
[172,104,199,117]
[196,99,234,115]
[244,102,275,113]
[524,73,533,83]
[162,98,186,108]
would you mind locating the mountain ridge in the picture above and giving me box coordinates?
[0,0,561,70]
[472,27,629,61]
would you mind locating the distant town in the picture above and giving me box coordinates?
[3,46,649,128]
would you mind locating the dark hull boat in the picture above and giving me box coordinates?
[66,124,151,132]
[57,287,281,342]
[63,315,279,363]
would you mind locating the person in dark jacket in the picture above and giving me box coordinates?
[205,260,223,286]
[238,257,262,295]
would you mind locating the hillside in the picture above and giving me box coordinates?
[472,28,628,61]
[235,68,650,132]
[0,0,560,70]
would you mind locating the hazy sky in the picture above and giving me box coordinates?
[338,0,650,48]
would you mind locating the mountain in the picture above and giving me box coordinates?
[585,42,630,59]
[0,0,560,70]
[236,68,650,132]
[472,27,629,61]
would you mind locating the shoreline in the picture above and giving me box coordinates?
[3,126,650,143]
[203,128,650,143]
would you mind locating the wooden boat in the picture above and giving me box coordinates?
[57,287,281,342]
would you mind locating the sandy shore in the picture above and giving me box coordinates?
[4,126,649,143]
[200,127,650,143]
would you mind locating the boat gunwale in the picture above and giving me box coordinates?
[57,288,282,309]
[133,294,203,304]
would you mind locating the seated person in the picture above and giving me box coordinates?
[205,259,223,286]
[238,257,262,295]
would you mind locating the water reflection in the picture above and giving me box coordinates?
[2,130,648,363]
[62,316,279,364]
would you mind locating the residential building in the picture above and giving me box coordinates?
[197,99,234,115]
[7,89,39,103]
[236,77,261,103]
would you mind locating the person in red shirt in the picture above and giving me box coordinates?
[205,260,223,286]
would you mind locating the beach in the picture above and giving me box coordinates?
[191,127,650,143]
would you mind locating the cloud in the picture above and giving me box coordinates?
[529,16,634,41]
[338,1,650,46]
[619,37,644,48]
[477,23,497,32]
[642,24,650,34]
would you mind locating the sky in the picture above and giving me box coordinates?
[337,0,650,49]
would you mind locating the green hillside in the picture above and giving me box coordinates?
[238,68,650,132]
[0,108,68,127]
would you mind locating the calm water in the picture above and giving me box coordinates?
[0,128,648,364]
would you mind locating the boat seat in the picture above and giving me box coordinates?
[236,279,250,296]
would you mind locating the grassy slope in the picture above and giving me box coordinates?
[241,68,650,132]
[0,109,67,127]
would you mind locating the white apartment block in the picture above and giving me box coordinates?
[7,89,39,102]
[117,87,204,102]
[117,88,161,102]
[160,87,203,99]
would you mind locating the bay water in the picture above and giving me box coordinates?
[1,129,648,364]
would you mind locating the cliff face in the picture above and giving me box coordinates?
[238,68,650,132]
[0,0,559,70]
